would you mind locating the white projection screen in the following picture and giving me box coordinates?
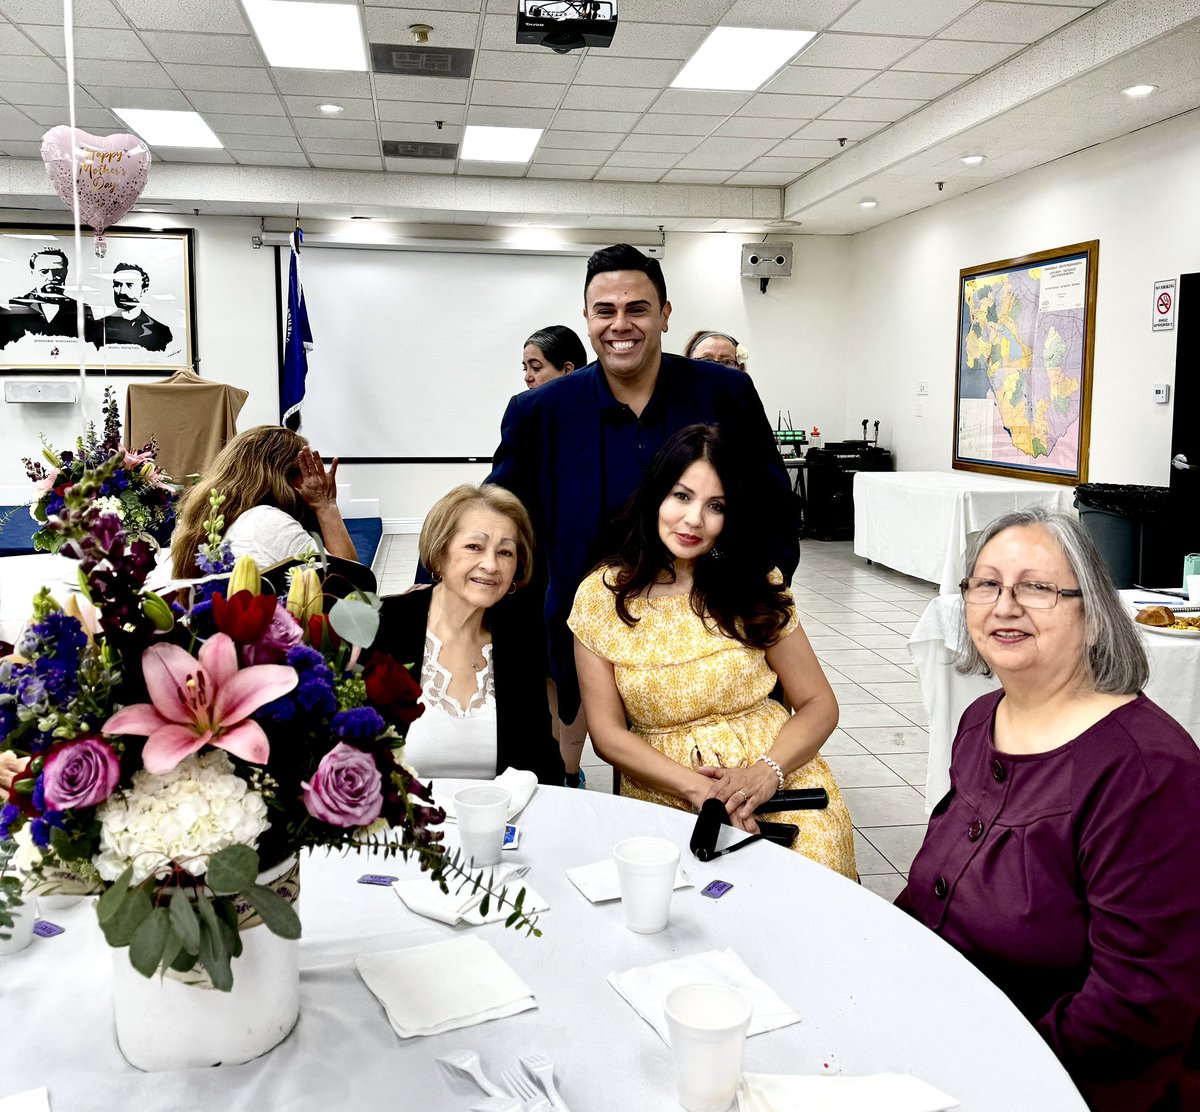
[276,245,590,460]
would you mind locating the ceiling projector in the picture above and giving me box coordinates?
[516,0,618,53]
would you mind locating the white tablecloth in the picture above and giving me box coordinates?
[853,472,1076,594]
[910,592,1200,810]
[2,783,1084,1111]
[0,553,77,643]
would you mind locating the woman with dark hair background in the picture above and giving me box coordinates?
[522,324,588,390]
[569,423,855,876]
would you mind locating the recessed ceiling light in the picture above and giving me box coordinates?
[960,154,986,166]
[1121,83,1157,97]
[318,103,346,115]
[460,125,543,163]
[671,27,817,92]
[113,108,222,148]
[243,0,367,71]
[858,199,877,209]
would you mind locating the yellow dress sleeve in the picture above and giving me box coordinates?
[567,568,619,657]
[768,567,801,638]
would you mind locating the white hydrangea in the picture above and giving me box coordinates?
[94,495,125,520]
[94,750,270,884]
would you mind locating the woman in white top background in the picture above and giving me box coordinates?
[169,425,356,578]
[368,484,564,784]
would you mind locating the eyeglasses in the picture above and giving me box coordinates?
[959,578,1083,609]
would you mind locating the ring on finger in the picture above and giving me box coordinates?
[735,788,748,801]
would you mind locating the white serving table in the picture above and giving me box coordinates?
[0,553,77,643]
[2,782,1085,1111]
[853,472,1076,594]
[909,592,1200,810]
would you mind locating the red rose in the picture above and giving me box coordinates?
[363,652,425,726]
[307,613,342,652]
[212,590,276,643]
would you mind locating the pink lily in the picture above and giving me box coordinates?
[104,633,298,774]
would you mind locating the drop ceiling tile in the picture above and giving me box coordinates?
[725,170,797,185]
[0,23,41,53]
[659,168,732,183]
[465,104,553,127]
[271,70,374,97]
[618,133,698,153]
[293,117,381,139]
[153,147,237,163]
[364,7,480,49]
[459,160,526,176]
[820,95,925,121]
[165,64,276,93]
[574,55,680,87]
[2,81,100,107]
[373,73,470,103]
[795,32,922,69]
[560,85,658,112]
[794,117,886,139]
[376,99,465,125]
[593,164,664,181]
[0,104,43,141]
[854,70,964,99]
[721,0,858,30]
[0,55,65,83]
[831,0,976,36]
[741,92,841,119]
[0,138,45,157]
[17,104,120,128]
[304,137,383,156]
[764,65,875,96]
[601,22,708,60]
[373,0,482,11]
[310,154,385,170]
[186,91,287,115]
[768,137,845,157]
[605,150,681,168]
[479,12,520,50]
[204,112,297,136]
[139,32,263,66]
[715,116,800,139]
[553,108,641,131]
[938,2,1086,44]
[633,112,723,135]
[652,89,750,115]
[0,0,126,28]
[382,121,463,143]
[384,156,456,173]
[747,155,824,172]
[895,39,1023,73]
[534,147,609,166]
[540,129,624,149]
[472,80,565,109]
[76,59,176,87]
[526,163,598,179]
[22,24,154,60]
[232,151,311,167]
[616,0,737,25]
[222,133,304,153]
[474,50,581,83]
[675,135,776,170]
[113,0,249,33]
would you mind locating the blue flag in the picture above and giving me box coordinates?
[280,228,313,427]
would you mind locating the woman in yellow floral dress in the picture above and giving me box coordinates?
[569,424,856,878]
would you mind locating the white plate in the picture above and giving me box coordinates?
[1136,622,1200,638]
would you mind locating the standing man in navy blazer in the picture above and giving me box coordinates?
[486,244,799,733]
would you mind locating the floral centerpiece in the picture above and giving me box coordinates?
[19,385,175,553]
[0,460,537,1058]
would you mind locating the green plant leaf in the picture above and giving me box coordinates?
[159,920,183,975]
[100,884,153,947]
[195,892,233,992]
[242,883,301,940]
[206,845,259,895]
[328,596,380,647]
[169,886,200,953]
[214,896,244,959]
[479,892,490,917]
[129,907,170,978]
[96,865,134,924]
[169,943,199,974]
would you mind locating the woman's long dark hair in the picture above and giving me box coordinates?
[605,424,792,649]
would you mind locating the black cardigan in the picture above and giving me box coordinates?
[369,588,565,786]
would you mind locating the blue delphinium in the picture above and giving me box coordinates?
[331,706,386,741]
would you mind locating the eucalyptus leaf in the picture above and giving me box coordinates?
[129,907,170,978]
[196,893,233,992]
[97,866,134,924]
[100,884,153,948]
[328,596,380,647]
[214,896,243,959]
[159,920,184,975]
[169,886,200,953]
[479,893,491,917]
[169,944,199,974]
[242,883,301,940]
[206,845,259,895]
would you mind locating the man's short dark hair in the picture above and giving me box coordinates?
[114,262,150,291]
[29,247,68,270]
[584,243,667,308]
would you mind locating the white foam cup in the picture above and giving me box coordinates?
[664,983,753,1112]
[453,786,511,867]
[1187,575,1200,604]
[612,836,680,934]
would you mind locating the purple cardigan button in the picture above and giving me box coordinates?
[968,819,984,841]
[933,875,948,899]
[990,759,1006,783]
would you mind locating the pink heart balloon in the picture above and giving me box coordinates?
[41,126,151,258]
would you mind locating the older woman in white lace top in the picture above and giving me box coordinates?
[368,485,564,785]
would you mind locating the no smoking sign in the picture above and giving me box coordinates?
[1153,278,1176,331]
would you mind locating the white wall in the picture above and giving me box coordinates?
[845,109,1198,485]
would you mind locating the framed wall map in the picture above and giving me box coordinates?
[953,240,1098,484]
[0,225,196,374]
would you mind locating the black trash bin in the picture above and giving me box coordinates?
[1074,484,1176,588]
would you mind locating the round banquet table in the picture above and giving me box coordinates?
[1,782,1086,1111]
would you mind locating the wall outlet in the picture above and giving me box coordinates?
[916,380,930,396]
[1153,383,1170,404]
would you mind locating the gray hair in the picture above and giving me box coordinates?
[954,507,1149,693]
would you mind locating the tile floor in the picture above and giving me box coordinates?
[375,534,938,901]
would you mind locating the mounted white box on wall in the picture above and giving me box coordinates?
[4,381,79,404]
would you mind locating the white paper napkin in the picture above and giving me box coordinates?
[0,1091,50,1112]
[392,864,549,926]
[566,856,692,903]
[438,768,538,821]
[737,1072,959,1112]
[356,936,535,1038]
[608,948,799,1044]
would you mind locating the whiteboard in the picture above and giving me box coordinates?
[276,246,589,459]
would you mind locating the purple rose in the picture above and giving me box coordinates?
[242,600,304,665]
[302,742,383,828]
[41,736,121,810]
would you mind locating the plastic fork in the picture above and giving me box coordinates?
[500,1066,552,1112]
[437,1050,505,1098]
[520,1054,572,1112]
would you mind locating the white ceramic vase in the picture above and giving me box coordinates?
[0,892,37,956]
[110,857,300,1071]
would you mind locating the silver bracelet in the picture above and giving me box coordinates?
[756,755,785,791]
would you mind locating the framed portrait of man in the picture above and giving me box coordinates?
[0,225,196,373]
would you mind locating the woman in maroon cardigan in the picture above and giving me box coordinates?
[897,508,1200,1112]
